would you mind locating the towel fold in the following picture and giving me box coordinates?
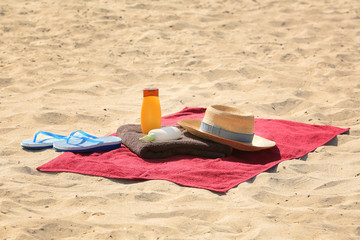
[116,124,232,159]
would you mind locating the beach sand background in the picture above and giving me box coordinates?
[1,0,359,239]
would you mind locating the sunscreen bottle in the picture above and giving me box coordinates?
[141,88,161,134]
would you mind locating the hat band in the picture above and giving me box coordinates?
[200,121,254,143]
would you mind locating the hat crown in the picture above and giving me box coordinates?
[202,105,254,134]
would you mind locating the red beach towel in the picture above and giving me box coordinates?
[37,107,349,193]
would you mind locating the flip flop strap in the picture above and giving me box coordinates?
[33,131,67,143]
[67,130,104,144]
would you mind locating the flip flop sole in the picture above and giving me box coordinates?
[21,145,54,150]
[53,136,122,152]
[21,138,61,149]
[53,143,122,152]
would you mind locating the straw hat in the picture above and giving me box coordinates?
[178,105,276,151]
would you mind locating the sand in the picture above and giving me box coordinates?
[1,0,359,239]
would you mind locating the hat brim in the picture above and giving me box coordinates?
[178,119,276,151]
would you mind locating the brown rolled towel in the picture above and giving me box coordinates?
[116,124,233,159]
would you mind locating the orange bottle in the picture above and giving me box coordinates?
[141,88,161,134]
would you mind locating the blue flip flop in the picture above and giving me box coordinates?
[53,130,122,152]
[21,131,67,149]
